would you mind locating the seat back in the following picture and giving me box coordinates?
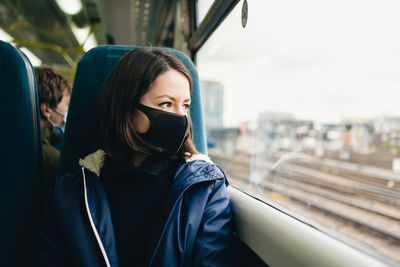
[0,40,43,265]
[60,45,207,174]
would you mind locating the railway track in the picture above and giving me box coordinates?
[288,158,400,202]
[213,152,400,206]
[210,151,400,261]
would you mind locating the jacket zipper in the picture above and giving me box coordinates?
[82,167,111,267]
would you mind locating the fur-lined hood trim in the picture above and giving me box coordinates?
[78,149,213,177]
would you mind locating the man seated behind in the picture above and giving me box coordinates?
[35,67,71,187]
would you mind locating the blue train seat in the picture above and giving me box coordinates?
[0,40,43,265]
[59,45,207,174]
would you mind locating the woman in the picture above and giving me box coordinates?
[35,48,234,267]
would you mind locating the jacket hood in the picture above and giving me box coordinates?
[78,149,213,177]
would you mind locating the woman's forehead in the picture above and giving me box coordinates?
[145,70,191,98]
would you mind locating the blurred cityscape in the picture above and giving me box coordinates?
[201,81,400,171]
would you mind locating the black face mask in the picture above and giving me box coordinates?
[137,104,190,155]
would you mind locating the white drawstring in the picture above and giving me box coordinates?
[82,167,111,267]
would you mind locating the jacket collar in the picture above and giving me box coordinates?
[78,149,213,178]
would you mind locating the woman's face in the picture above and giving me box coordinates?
[133,69,191,133]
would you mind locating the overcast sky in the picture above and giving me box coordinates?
[197,0,400,127]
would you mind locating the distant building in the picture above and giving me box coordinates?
[374,116,400,153]
[258,112,296,138]
[258,112,314,151]
[341,118,375,154]
[200,81,224,130]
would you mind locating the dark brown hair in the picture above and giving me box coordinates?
[96,48,198,161]
[35,66,72,109]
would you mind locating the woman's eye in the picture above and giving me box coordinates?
[183,104,191,110]
[159,102,172,108]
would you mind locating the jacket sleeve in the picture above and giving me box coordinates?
[191,177,236,267]
[33,185,67,267]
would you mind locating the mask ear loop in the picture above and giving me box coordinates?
[47,116,58,128]
[50,107,67,125]
[51,107,66,116]
[137,104,156,131]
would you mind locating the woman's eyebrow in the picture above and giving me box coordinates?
[155,94,175,100]
[155,94,191,102]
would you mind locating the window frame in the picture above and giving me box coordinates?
[228,185,397,266]
[190,0,240,54]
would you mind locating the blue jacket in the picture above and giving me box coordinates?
[34,150,234,267]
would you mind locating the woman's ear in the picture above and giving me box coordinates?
[40,103,51,118]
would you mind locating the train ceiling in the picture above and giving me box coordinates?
[0,0,190,72]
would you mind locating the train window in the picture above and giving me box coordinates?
[197,0,400,263]
[196,0,215,25]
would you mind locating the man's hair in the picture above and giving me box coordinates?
[35,66,72,108]
[96,48,198,161]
